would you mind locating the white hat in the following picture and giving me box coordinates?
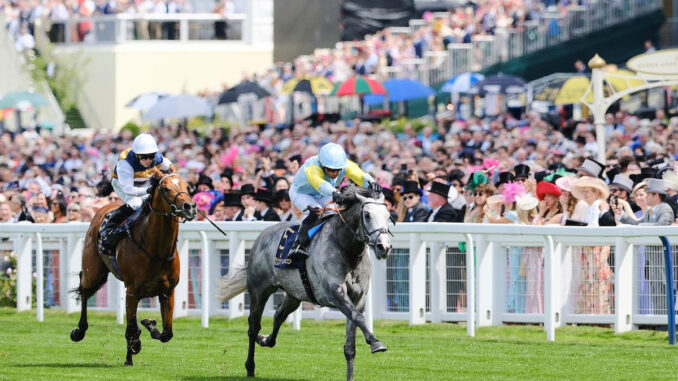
[132,133,159,155]
[571,177,610,201]
[516,193,539,211]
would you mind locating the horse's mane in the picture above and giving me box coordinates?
[339,183,382,208]
[142,174,163,212]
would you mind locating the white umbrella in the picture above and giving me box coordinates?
[143,94,212,120]
[125,92,170,112]
[441,73,485,94]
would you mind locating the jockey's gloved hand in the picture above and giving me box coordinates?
[146,186,153,195]
[332,192,345,205]
[368,181,382,194]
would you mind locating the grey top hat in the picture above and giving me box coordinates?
[646,178,667,195]
[577,158,604,178]
[611,174,633,193]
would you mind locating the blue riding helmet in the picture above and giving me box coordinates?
[318,143,347,170]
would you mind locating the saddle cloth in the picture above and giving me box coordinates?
[273,221,327,269]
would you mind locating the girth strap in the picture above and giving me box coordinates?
[299,261,319,305]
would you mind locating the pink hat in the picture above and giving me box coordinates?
[555,175,577,192]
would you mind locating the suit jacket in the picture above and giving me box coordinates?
[231,209,244,221]
[620,202,674,226]
[451,204,466,223]
[404,202,429,222]
[258,208,281,221]
[428,203,457,222]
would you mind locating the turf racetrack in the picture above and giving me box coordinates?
[1,308,676,380]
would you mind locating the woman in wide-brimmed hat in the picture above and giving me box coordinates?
[571,176,609,226]
[464,183,495,223]
[556,175,587,224]
[535,181,562,225]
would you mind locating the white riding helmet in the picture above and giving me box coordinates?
[132,133,159,155]
[318,143,347,170]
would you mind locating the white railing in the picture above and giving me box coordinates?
[5,222,678,340]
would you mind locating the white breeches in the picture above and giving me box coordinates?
[289,186,333,215]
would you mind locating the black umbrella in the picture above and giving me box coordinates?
[470,74,527,95]
[217,81,271,104]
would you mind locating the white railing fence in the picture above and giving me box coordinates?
[5,222,678,341]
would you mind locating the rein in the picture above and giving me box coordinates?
[325,199,392,249]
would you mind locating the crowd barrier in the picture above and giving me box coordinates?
[5,222,678,341]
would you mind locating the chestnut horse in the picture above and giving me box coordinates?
[70,170,196,366]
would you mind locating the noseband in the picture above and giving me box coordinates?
[149,173,191,221]
[351,200,394,248]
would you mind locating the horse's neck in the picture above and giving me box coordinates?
[142,207,178,257]
[331,203,365,259]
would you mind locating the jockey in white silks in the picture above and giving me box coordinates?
[288,143,375,260]
[98,133,175,256]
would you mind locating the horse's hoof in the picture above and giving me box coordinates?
[141,319,156,329]
[256,334,275,347]
[370,341,387,353]
[124,360,133,366]
[70,328,85,342]
[129,339,142,355]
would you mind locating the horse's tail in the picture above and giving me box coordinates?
[217,264,248,302]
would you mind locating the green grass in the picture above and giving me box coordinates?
[0,308,676,380]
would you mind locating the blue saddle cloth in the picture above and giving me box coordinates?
[274,221,327,269]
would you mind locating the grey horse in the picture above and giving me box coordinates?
[218,184,393,381]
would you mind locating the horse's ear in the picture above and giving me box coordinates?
[355,192,367,204]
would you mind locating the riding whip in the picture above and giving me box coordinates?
[197,209,229,237]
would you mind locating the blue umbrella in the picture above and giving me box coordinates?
[143,94,212,120]
[364,79,434,105]
[441,73,485,94]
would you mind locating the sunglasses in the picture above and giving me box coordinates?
[138,153,155,160]
[323,167,341,174]
[403,195,417,200]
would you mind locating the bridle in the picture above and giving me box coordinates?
[148,173,192,222]
[335,199,393,249]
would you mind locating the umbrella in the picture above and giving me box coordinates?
[364,79,435,105]
[143,94,212,120]
[441,72,485,93]
[330,76,386,96]
[281,76,334,95]
[602,68,645,92]
[217,81,271,105]
[126,92,170,112]
[534,76,593,105]
[470,74,527,95]
[0,90,48,109]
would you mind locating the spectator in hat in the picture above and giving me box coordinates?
[556,175,588,224]
[536,181,562,225]
[616,179,674,225]
[576,158,605,179]
[239,183,258,221]
[222,192,244,221]
[495,171,515,191]
[514,164,531,182]
[254,188,281,221]
[426,182,456,222]
[196,173,215,192]
[609,173,637,212]
[465,183,495,223]
[381,188,398,222]
[274,189,294,221]
[401,180,428,222]
[571,177,610,226]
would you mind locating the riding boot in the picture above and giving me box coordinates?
[98,204,135,256]
[288,208,320,260]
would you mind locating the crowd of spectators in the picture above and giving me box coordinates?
[1,106,677,230]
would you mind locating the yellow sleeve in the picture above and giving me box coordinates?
[304,164,326,192]
[345,160,366,185]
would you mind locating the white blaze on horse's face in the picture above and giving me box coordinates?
[355,192,392,260]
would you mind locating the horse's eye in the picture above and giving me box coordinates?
[162,188,169,193]
[365,214,371,221]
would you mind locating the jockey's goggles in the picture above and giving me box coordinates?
[137,153,155,160]
[322,166,341,174]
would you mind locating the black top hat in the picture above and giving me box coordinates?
[514,164,530,180]
[254,188,274,204]
[274,159,287,170]
[222,192,242,207]
[428,181,451,198]
[402,181,421,195]
[273,189,290,203]
[196,174,214,190]
[381,188,396,204]
[577,158,605,178]
[240,183,256,196]
[495,171,515,187]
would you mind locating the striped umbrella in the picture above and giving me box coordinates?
[281,76,334,95]
[330,76,386,96]
[441,72,485,94]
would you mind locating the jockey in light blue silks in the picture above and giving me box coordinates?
[98,133,175,256]
[288,143,376,260]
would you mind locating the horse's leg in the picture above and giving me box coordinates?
[124,291,142,366]
[245,286,275,377]
[70,253,109,342]
[329,284,387,354]
[141,288,175,342]
[257,293,300,348]
[344,318,357,381]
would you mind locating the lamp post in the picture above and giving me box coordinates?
[588,54,607,164]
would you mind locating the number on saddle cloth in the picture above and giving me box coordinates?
[273,221,327,269]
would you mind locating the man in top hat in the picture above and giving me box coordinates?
[576,158,605,179]
[254,188,281,221]
[223,192,244,221]
[381,188,398,222]
[426,182,456,222]
[402,180,429,222]
[239,183,257,221]
[616,178,674,225]
[513,164,531,182]
[195,173,214,193]
[609,173,638,212]
[495,171,515,190]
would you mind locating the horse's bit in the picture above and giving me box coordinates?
[149,173,191,222]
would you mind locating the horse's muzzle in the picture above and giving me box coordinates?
[181,201,197,220]
[375,235,391,260]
